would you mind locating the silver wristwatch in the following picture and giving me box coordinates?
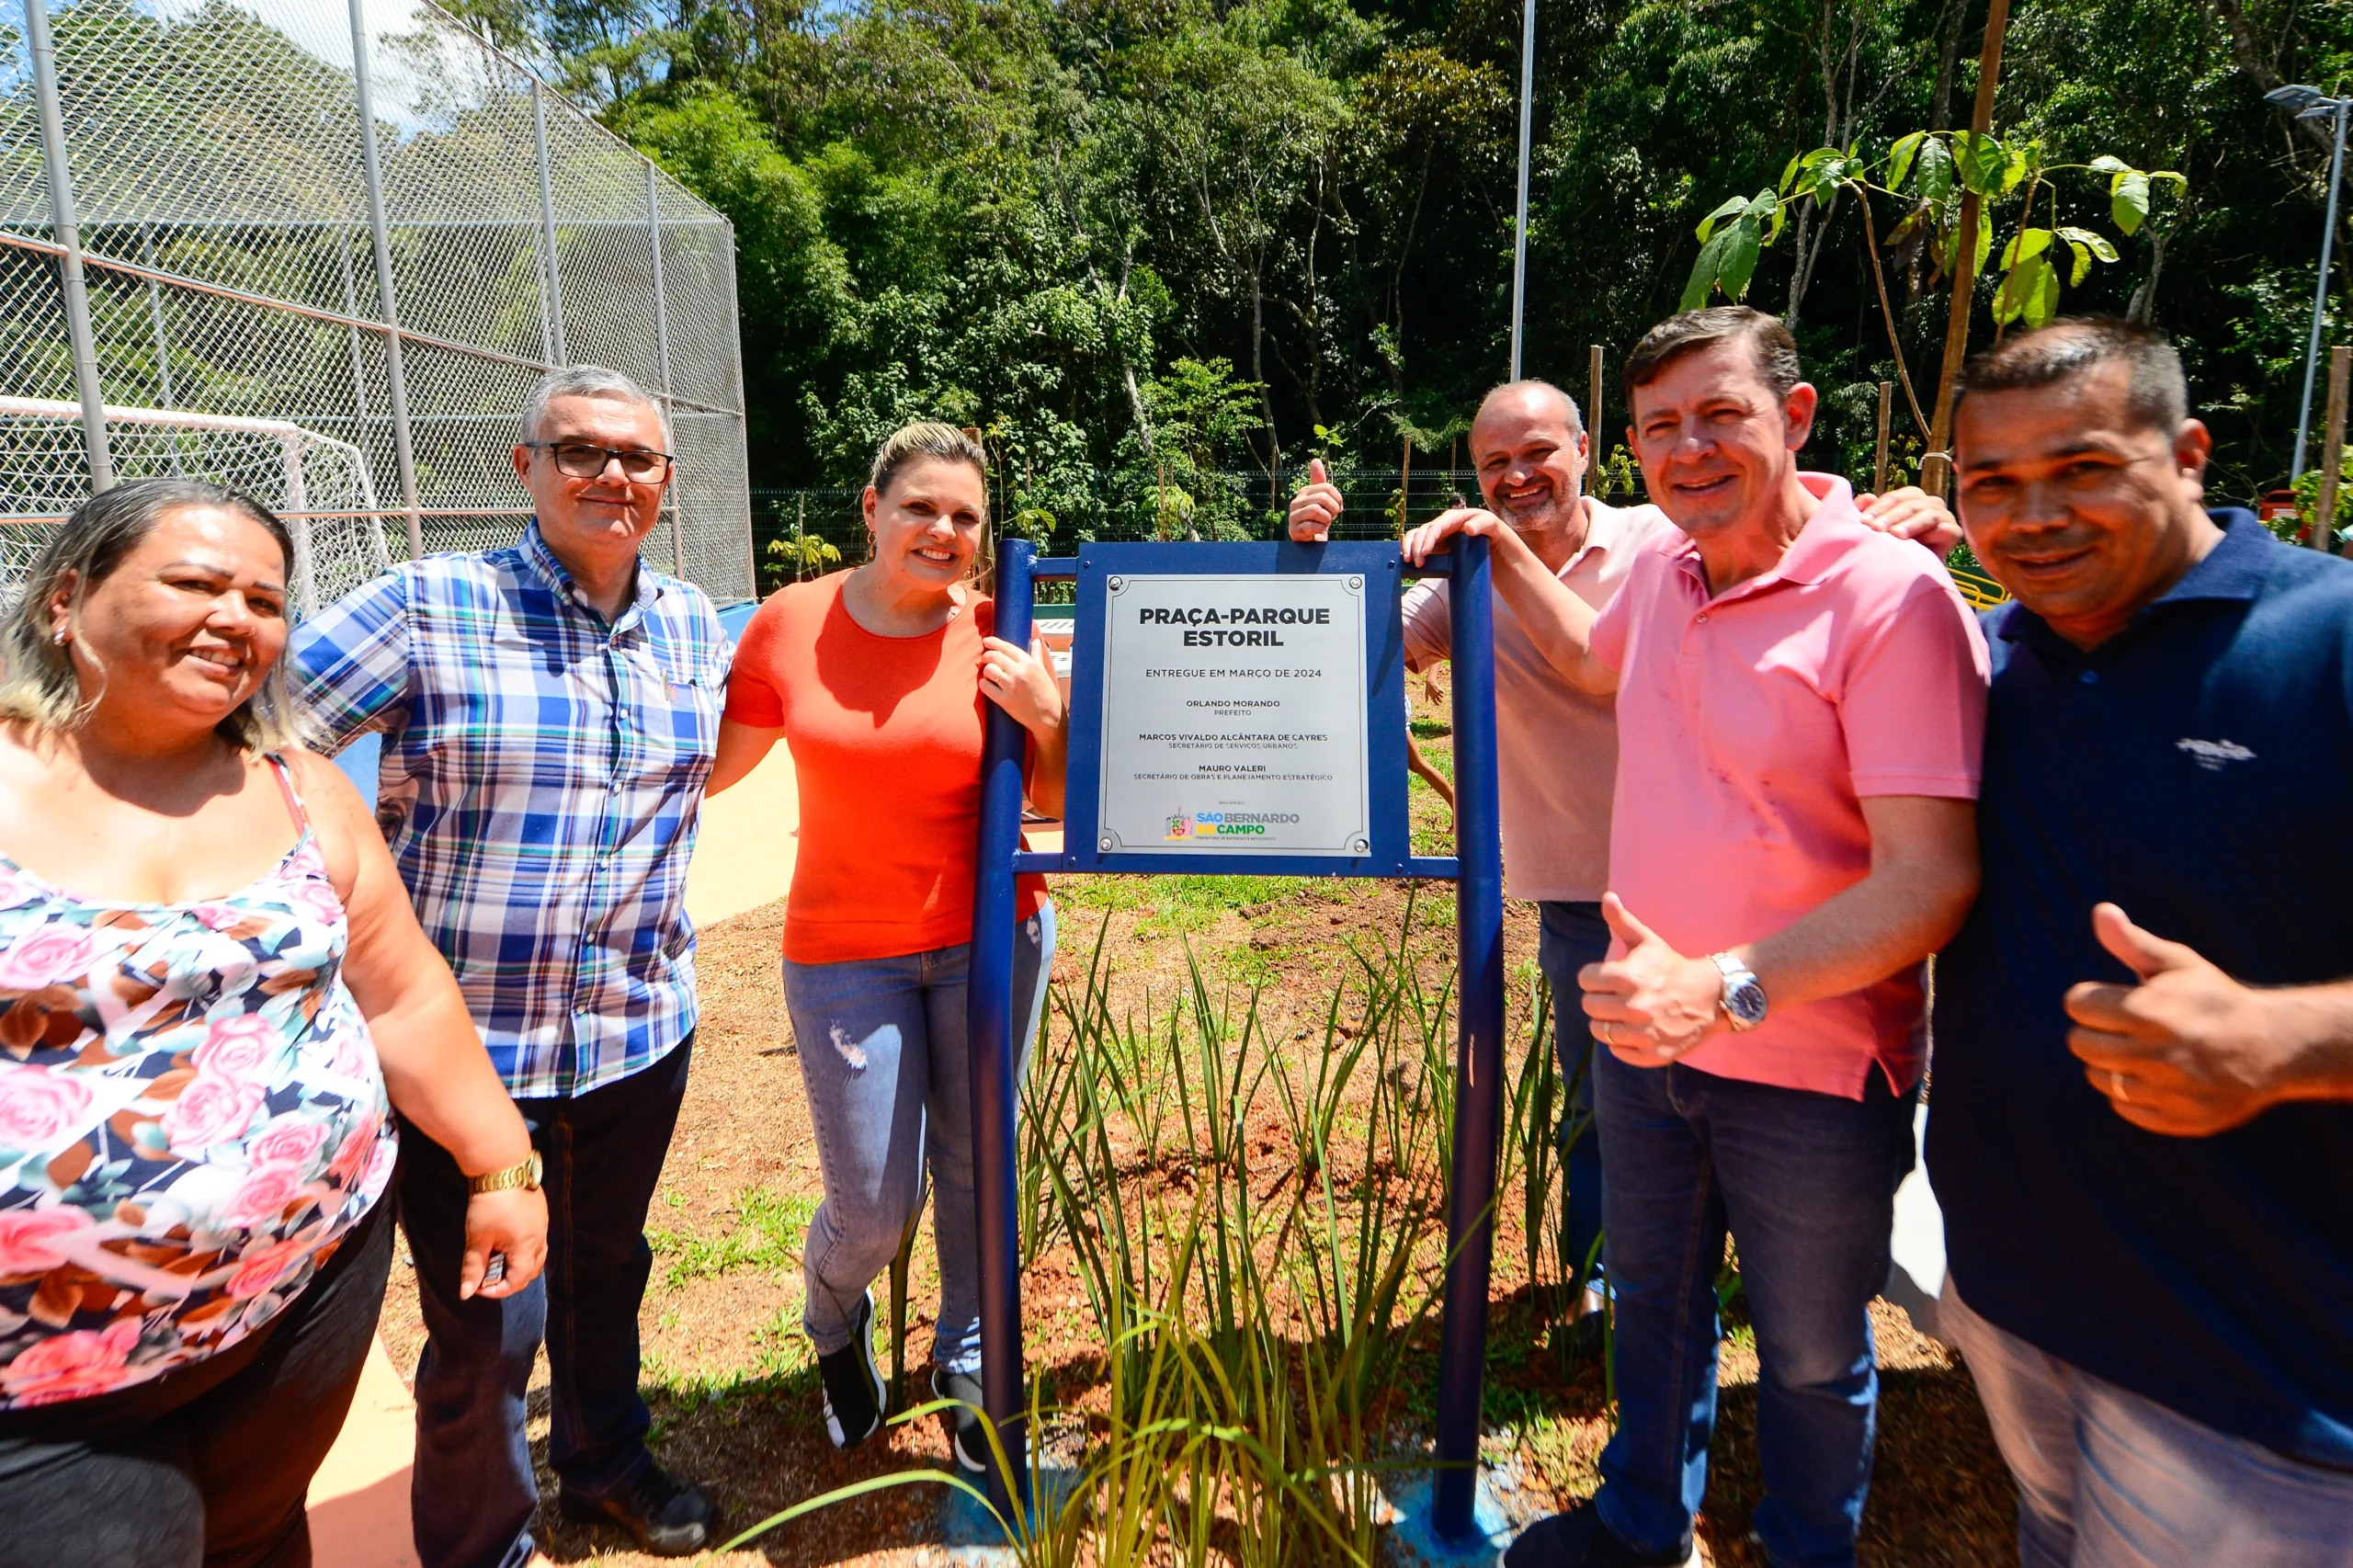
[1709,951,1768,1031]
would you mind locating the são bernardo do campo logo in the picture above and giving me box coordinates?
[1165,810,1302,841]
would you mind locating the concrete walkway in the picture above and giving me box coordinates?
[305,1338,421,1567]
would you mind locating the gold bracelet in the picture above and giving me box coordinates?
[466,1151,543,1195]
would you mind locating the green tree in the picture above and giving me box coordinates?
[511,0,2353,504]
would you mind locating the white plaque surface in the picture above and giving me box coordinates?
[1097,572,1370,857]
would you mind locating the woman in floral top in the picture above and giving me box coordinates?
[0,480,546,1566]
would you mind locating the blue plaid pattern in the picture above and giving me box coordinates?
[290,524,729,1097]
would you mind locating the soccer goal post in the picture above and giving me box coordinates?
[0,397,394,619]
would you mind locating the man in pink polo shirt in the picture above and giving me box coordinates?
[1289,381,1957,1362]
[1290,381,1677,1355]
[1405,308,1986,1568]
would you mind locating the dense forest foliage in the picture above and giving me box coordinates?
[455,0,2348,529]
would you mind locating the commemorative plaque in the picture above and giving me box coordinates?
[1096,572,1370,857]
[968,538,1506,1534]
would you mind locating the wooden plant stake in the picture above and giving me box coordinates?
[1923,0,2013,498]
[2315,345,2350,551]
[1875,381,1894,495]
[1588,344,1604,461]
[1401,434,1413,535]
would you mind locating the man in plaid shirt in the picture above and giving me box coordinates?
[292,366,727,1563]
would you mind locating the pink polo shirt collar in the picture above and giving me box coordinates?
[1659,472,1870,598]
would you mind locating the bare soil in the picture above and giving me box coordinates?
[374,701,2017,1567]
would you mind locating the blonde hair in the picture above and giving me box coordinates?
[868,422,990,524]
[0,479,313,755]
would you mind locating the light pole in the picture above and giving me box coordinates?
[1507,0,1535,381]
[2269,84,2351,485]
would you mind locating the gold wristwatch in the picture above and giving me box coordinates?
[467,1151,544,1195]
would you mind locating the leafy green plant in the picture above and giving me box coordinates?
[1682,131,2183,445]
[1005,505,1060,550]
[1590,443,1642,502]
[2289,455,2353,546]
[1154,484,1197,540]
[766,530,841,580]
[1381,409,1472,535]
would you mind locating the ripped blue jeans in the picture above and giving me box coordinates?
[780,903,1054,1375]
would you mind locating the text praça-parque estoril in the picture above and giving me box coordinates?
[1135,604,1333,647]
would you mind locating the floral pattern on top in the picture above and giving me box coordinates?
[0,775,396,1409]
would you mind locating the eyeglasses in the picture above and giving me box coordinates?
[524,441,675,482]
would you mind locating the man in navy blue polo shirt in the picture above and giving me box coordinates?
[1930,317,2353,1566]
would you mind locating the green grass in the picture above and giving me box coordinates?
[649,1186,817,1289]
[647,1314,822,1429]
[1058,872,1310,937]
[1407,743,1458,858]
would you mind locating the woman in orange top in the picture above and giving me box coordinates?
[710,423,1063,1472]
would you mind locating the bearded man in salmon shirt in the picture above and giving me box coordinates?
[1402,306,1989,1568]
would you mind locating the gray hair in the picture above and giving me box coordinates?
[1955,316,2188,437]
[522,364,671,448]
[1477,379,1585,440]
[0,478,312,755]
[868,422,990,522]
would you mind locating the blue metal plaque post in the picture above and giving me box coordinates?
[1431,536,1506,1541]
[963,535,1506,1540]
[965,539,1037,1517]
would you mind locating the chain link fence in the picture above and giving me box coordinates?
[0,0,753,615]
[751,470,1589,593]
[749,464,1999,608]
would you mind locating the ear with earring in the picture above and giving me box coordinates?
[51,628,67,646]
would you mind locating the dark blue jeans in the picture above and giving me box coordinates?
[399,1036,694,1568]
[1591,1048,1916,1568]
[1535,900,1608,1293]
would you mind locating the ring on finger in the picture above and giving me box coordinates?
[1597,1019,1614,1047]
[2109,1070,2131,1104]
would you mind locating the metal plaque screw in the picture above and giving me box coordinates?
[1099,835,1114,851]
[1347,574,1363,590]
[1352,836,1370,853]
[1108,575,1125,591]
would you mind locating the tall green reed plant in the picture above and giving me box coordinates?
[727,893,1586,1567]
[1029,903,1467,1566]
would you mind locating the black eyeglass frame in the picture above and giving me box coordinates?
[522,441,677,481]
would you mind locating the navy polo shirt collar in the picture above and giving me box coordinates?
[1996,508,2265,658]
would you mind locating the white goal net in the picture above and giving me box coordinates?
[0,397,392,619]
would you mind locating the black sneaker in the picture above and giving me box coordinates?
[818,1290,887,1449]
[932,1367,991,1473]
[1566,1303,1608,1363]
[556,1464,719,1557]
[1504,1502,1697,1568]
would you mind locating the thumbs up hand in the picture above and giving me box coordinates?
[1288,458,1345,542]
[1579,892,1731,1066]
[2063,903,2300,1137]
